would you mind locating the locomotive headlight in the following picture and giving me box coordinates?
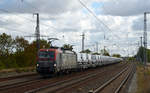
[37,64,39,67]
[54,64,56,67]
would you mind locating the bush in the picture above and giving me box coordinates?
[0,61,5,70]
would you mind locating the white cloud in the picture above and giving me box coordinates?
[100,0,150,16]
[0,0,148,57]
[0,0,82,14]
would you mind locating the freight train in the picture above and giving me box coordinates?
[36,47,123,76]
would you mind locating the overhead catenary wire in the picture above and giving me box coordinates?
[20,1,65,38]
[20,0,105,44]
[0,8,61,38]
[101,0,140,56]
[20,0,59,30]
[100,2,122,40]
[0,8,58,31]
[78,0,110,52]
[0,25,33,35]
[78,0,126,55]
[0,8,36,35]
[20,0,39,12]
[0,8,35,24]
[0,15,34,35]
[0,0,129,55]
[78,0,112,32]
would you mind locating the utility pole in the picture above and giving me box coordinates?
[104,46,106,55]
[81,33,85,51]
[140,36,143,47]
[25,13,43,52]
[127,32,129,58]
[137,41,140,62]
[34,13,40,51]
[96,42,98,53]
[143,12,150,66]
[25,13,50,52]
[140,36,143,63]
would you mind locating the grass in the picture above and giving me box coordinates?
[136,63,150,93]
[0,67,36,74]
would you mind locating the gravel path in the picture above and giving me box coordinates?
[128,72,137,93]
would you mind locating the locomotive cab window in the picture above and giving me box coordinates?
[39,51,55,58]
[49,51,55,58]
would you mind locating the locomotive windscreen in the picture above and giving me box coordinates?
[39,51,55,58]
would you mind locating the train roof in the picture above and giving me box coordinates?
[39,47,76,54]
[40,46,73,51]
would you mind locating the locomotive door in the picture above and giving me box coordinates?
[57,53,62,71]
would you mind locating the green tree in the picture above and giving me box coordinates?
[40,39,50,49]
[0,33,14,56]
[24,39,51,66]
[0,33,52,69]
[0,33,15,68]
[15,36,29,52]
[80,49,91,54]
[13,36,30,67]
[92,52,100,55]
[112,54,121,58]
[24,41,37,66]
[136,47,150,62]
[100,49,110,56]
[62,44,73,51]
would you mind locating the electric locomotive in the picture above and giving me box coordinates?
[36,47,77,76]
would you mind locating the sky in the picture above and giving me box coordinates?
[0,0,150,56]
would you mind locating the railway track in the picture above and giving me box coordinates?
[0,73,41,91]
[0,62,128,93]
[0,72,38,82]
[0,78,42,91]
[25,63,128,93]
[90,63,136,93]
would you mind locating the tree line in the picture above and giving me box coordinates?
[136,46,150,62]
[0,33,122,70]
[0,33,50,70]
